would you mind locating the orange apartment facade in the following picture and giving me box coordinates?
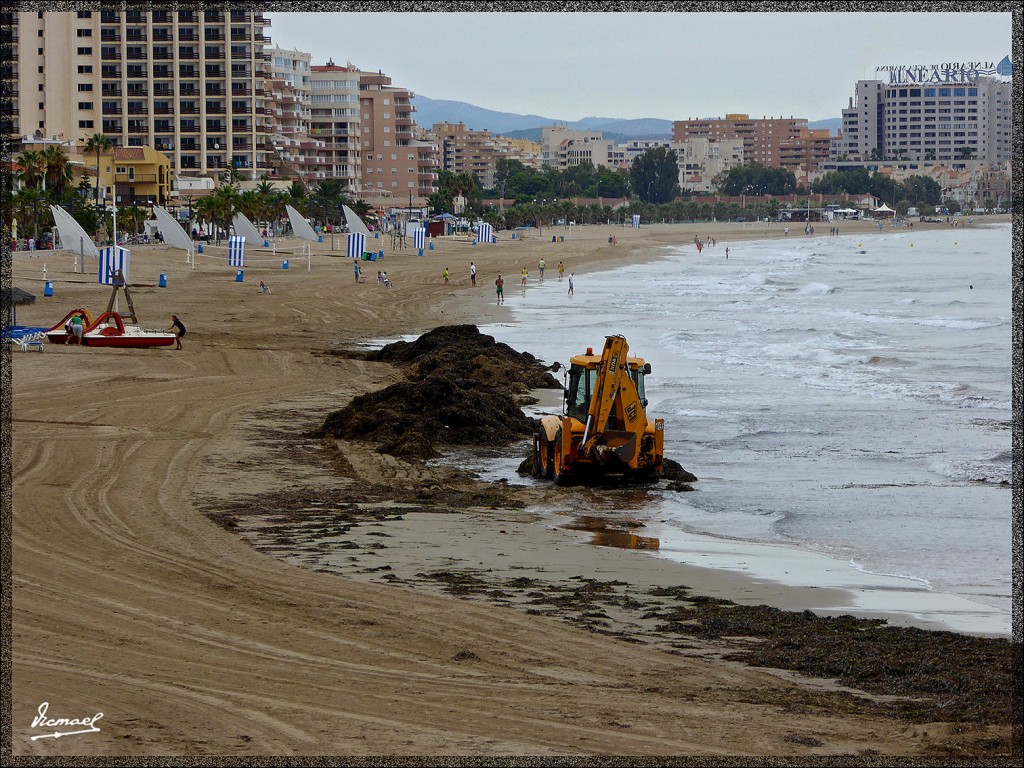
[673,114,830,173]
[357,69,436,203]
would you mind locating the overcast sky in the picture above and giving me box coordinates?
[266,10,1012,123]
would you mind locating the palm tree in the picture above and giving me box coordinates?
[41,145,73,200]
[15,150,45,189]
[83,133,113,209]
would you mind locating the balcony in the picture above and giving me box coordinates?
[127,125,150,134]
[126,51,149,61]
[231,87,252,96]
[153,68,173,79]
[179,69,199,79]
[205,86,226,96]
[154,106,175,115]
[206,51,226,60]
[179,105,198,114]
[101,31,120,42]
[204,32,225,41]
[152,50,172,60]
[127,106,149,115]
[102,86,123,96]
[179,123,199,133]
[206,106,226,114]
[102,105,123,115]
[178,11,197,23]
[179,31,198,41]
[255,16,270,25]
[101,50,122,60]
[178,50,199,60]
[204,11,225,22]
[152,11,172,24]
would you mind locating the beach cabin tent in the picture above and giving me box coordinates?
[872,203,897,218]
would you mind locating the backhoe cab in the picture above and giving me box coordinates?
[532,335,665,485]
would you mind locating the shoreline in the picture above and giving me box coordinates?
[9,215,1013,756]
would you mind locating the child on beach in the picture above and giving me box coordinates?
[567,273,574,296]
[521,266,528,287]
[443,267,449,284]
[558,261,565,281]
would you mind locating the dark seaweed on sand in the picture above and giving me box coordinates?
[317,325,560,458]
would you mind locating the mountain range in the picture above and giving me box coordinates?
[414,95,842,143]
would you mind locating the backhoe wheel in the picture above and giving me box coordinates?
[539,435,555,480]
[552,430,570,486]
[531,435,544,478]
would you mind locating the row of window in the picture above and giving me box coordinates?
[888,87,979,98]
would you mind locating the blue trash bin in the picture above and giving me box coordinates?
[428,241,434,250]
[43,280,54,297]
[318,235,323,243]
[418,248,424,257]
[378,250,384,259]
[235,269,244,282]
[282,259,289,270]
[197,243,204,253]
[158,273,167,288]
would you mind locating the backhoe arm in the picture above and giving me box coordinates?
[580,335,629,453]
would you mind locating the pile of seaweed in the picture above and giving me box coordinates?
[316,325,560,459]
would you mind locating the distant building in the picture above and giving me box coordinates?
[357,68,437,203]
[674,137,745,193]
[673,114,810,169]
[267,46,330,184]
[309,60,362,190]
[9,8,272,178]
[541,125,615,170]
[428,122,537,188]
[834,61,1012,164]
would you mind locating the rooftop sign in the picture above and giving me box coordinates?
[875,61,1003,85]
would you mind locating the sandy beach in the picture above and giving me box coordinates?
[7,216,1014,757]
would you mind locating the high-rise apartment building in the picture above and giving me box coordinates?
[10,8,272,178]
[673,114,809,169]
[357,69,436,202]
[835,69,1012,164]
[309,59,361,190]
[267,45,329,183]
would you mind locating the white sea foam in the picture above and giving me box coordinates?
[481,223,1012,634]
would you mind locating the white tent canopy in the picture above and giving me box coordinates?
[152,205,195,252]
[873,203,896,213]
[50,205,100,258]
[286,204,318,241]
[342,204,372,237]
[232,211,263,244]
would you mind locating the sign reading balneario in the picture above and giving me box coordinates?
[877,56,1012,85]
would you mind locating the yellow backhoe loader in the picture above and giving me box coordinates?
[532,335,665,485]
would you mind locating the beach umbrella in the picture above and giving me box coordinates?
[4,286,36,326]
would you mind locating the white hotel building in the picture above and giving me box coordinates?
[835,58,1012,165]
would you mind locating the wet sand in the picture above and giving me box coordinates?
[8,216,1013,756]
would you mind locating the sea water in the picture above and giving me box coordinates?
[478,223,1012,633]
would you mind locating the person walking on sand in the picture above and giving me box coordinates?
[521,266,528,287]
[538,258,546,280]
[567,272,574,296]
[725,247,729,259]
[443,266,450,284]
[558,260,565,281]
[495,274,505,305]
[167,314,186,350]
[354,261,362,283]
[470,261,476,287]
